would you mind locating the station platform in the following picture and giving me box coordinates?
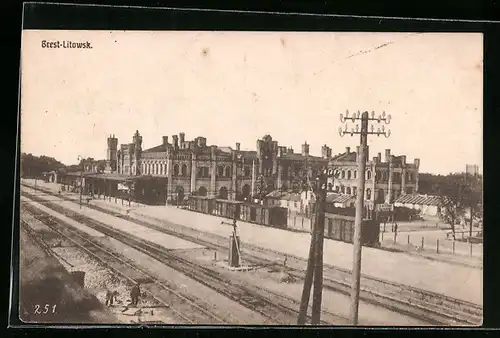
[22,180,483,306]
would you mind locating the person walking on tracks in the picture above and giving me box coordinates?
[105,290,118,306]
[130,283,141,306]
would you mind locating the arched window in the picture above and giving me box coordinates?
[327,183,333,191]
[341,186,345,194]
[346,187,352,194]
[225,166,231,177]
[346,170,351,179]
[148,163,151,175]
[354,170,357,179]
[335,186,340,192]
[199,167,209,177]
[353,187,357,196]
[219,186,228,199]
[341,170,346,179]
[242,184,251,199]
[155,164,159,175]
[182,164,188,176]
[198,186,208,197]
[245,166,251,177]
[366,188,372,200]
[405,172,409,182]
[218,165,224,177]
[173,164,179,176]
[377,189,385,203]
[367,170,372,180]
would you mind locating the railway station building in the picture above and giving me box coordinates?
[326,147,420,208]
[105,131,331,205]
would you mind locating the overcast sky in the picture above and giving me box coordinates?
[20,30,482,174]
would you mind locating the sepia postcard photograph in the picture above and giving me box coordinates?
[17,26,483,327]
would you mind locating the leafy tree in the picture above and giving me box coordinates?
[20,153,66,178]
[436,173,482,239]
[255,174,268,200]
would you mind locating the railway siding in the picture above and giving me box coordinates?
[21,194,341,325]
[21,185,482,326]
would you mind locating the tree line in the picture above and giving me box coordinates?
[419,172,483,238]
[20,153,66,178]
[21,153,107,178]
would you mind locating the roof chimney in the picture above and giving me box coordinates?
[302,142,310,156]
[346,147,350,154]
[322,145,331,159]
[162,136,168,147]
[236,142,240,151]
[401,155,406,165]
[385,149,391,162]
[172,135,179,148]
[414,158,420,168]
[378,152,382,162]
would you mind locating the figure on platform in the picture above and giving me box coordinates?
[130,283,141,306]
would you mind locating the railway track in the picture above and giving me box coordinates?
[21,184,483,325]
[20,206,226,325]
[21,192,344,325]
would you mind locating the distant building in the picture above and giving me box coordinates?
[327,147,420,207]
[107,131,330,204]
[325,193,356,208]
[394,194,442,217]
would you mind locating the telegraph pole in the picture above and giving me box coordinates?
[78,155,83,209]
[297,216,316,324]
[311,170,328,324]
[339,110,391,325]
[297,164,331,324]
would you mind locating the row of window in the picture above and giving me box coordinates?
[329,184,358,195]
[141,162,171,176]
[336,169,415,182]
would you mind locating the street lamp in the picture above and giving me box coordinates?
[77,155,83,209]
[339,110,391,325]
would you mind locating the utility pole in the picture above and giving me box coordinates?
[339,110,391,325]
[78,155,83,209]
[297,164,331,324]
[297,214,317,324]
[311,170,328,324]
[465,164,478,239]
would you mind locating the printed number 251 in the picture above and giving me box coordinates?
[34,304,57,315]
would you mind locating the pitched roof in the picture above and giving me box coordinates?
[218,147,233,154]
[326,193,356,204]
[143,144,169,153]
[280,153,325,162]
[394,194,442,206]
[240,150,258,160]
[391,155,404,165]
[266,190,302,201]
[331,151,357,162]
